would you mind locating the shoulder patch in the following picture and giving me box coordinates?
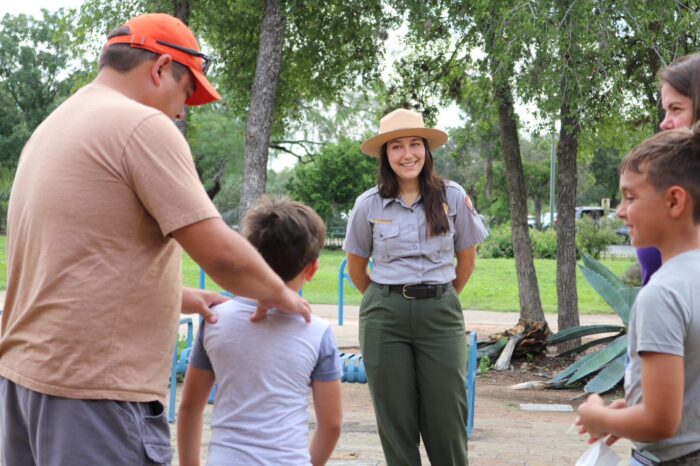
[464,194,476,215]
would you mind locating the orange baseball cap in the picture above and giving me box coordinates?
[105,13,221,106]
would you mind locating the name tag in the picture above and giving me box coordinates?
[370,219,393,224]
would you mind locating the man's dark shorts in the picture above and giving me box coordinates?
[0,377,172,465]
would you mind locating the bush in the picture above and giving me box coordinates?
[530,228,557,259]
[477,224,513,258]
[622,261,642,287]
[478,224,557,259]
[576,217,619,259]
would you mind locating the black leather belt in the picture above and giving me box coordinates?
[383,283,450,299]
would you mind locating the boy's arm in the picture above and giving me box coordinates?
[577,352,684,442]
[310,379,343,466]
[177,366,216,466]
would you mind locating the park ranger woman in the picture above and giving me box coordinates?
[343,108,488,465]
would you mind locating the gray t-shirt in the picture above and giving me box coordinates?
[625,248,700,461]
[190,297,342,466]
[343,181,488,284]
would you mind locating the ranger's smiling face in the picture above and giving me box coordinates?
[386,136,426,181]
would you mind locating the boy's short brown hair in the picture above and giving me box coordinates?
[620,123,700,222]
[242,197,326,281]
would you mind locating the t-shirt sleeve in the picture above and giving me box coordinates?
[310,326,342,382]
[634,284,688,357]
[189,322,213,372]
[123,114,220,236]
[343,196,372,258]
[450,183,489,251]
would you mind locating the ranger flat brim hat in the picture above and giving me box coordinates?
[360,108,448,157]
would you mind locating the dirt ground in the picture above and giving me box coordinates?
[169,341,632,466]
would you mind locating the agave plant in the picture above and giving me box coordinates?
[547,252,639,393]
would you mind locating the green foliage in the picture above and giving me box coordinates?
[187,105,246,206]
[478,356,491,375]
[476,224,514,259]
[576,217,620,259]
[549,254,639,393]
[529,228,557,259]
[0,10,81,171]
[478,224,557,260]
[287,140,376,223]
[197,0,396,137]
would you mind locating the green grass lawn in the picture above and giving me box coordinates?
[187,248,635,315]
[0,236,633,314]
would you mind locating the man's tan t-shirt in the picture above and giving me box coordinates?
[0,83,220,402]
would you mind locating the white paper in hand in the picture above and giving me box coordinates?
[575,440,621,466]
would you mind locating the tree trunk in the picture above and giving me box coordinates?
[492,79,546,324]
[239,0,286,217]
[483,140,493,201]
[556,97,581,341]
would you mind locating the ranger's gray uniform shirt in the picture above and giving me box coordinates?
[625,249,700,461]
[343,181,488,284]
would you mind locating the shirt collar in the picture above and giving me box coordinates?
[382,195,422,209]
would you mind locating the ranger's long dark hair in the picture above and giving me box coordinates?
[377,138,449,236]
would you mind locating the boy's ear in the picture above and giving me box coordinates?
[667,185,690,219]
[303,258,320,281]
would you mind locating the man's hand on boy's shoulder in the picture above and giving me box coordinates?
[182,287,228,324]
[251,287,312,323]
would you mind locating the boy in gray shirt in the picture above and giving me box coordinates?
[576,126,700,465]
[177,198,342,466]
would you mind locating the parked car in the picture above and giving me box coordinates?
[616,225,630,244]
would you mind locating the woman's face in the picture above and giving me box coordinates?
[660,83,694,130]
[386,136,426,183]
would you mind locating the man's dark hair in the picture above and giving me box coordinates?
[621,122,700,223]
[99,26,188,80]
[242,197,326,281]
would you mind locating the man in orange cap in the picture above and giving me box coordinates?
[0,13,311,464]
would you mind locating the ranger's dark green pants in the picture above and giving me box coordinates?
[359,283,469,466]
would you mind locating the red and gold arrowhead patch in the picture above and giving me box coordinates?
[464,194,476,215]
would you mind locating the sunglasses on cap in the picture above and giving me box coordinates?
[156,40,211,74]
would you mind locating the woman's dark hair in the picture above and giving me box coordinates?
[377,138,449,236]
[659,53,700,123]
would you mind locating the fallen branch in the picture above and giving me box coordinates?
[494,334,524,370]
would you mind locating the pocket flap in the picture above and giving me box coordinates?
[144,442,173,464]
[375,223,399,240]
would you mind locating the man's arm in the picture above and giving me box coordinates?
[310,380,343,466]
[177,366,216,466]
[172,218,311,322]
[346,253,370,294]
[453,246,477,294]
[576,352,684,442]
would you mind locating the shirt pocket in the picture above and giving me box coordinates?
[372,223,402,261]
[426,223,455,263]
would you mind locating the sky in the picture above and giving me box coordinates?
[2,1,537,171]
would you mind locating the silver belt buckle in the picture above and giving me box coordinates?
[402,284,417,299]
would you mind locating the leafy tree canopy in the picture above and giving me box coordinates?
[287,139,376,224]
